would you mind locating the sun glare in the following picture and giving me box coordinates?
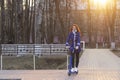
[90,0,113,9]
[93,0,107,7]
[99,0,107,5]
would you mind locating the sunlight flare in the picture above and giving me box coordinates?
[90,0,113,9]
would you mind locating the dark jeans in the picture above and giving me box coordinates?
[71,50,79,68]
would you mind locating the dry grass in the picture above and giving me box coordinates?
[111,50,120,57]
[1,51,83,70]
[2,55,67,70]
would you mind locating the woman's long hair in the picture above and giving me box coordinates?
[70,24,81,32]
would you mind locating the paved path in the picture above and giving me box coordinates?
[0,49,120,80]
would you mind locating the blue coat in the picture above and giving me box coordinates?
[66,32,81,53]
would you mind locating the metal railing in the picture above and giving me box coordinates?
[1,44,68,56]
[0,41,85,70]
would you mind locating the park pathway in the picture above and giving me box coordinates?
[0,49,120,80]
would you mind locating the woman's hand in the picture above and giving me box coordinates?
[75,46,79,50]
[66,46,70,49]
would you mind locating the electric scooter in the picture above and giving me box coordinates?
[67,52,78,76]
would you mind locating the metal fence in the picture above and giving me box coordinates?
[0,41,85,70]
[1,44,68,56]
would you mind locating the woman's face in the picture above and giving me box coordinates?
[72,26,77,31]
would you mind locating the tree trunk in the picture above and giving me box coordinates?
[87,0,92,47]
[1,0,5,43]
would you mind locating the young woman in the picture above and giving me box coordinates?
[66,24,81,72]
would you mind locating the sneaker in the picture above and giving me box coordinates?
[74,67,78,72]
[71,68,75,72]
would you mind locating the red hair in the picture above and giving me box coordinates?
[70,24,81,32]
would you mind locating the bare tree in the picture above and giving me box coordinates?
[87,0,92,47]
[0,0,5,43]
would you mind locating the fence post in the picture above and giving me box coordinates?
[50,44,51,55]
[82,41,85,51]
[1,54,2,70]
[67,55,68,70]
[33,44,36,70]
[0,44,2,70]
[17,44,18,55]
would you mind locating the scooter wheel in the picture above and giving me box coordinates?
[68,73,71,76]
[76,71,78,74]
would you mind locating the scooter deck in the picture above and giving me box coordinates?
[68,71,78,76]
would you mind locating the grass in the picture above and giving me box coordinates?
[111,49,120,57]
[1,51,83,70]
[2,55,67,70]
